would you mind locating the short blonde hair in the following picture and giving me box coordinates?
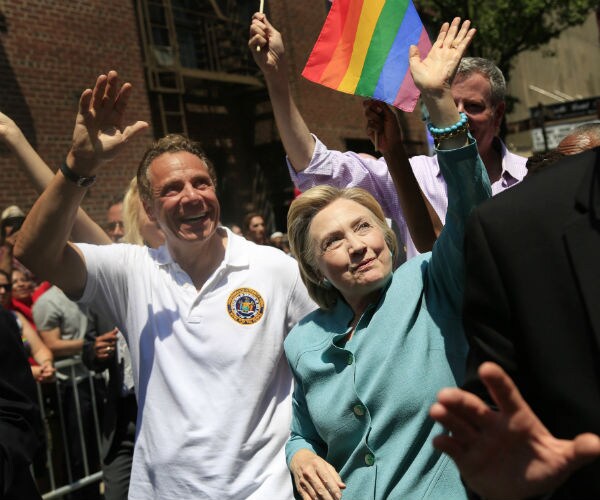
[287,186,397,310]
[122,177,144,245]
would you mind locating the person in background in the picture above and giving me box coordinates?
[431,145,600,499]
[526,121,600,175]
[243,212,268,244]
[0,304,45,500]
[0,269,54,383]
[105,195,125,242]
[250,14,527,259]
[10,268,49,326]
[1,205,25,246]
[228,224,243,236]
[122,176,165,248]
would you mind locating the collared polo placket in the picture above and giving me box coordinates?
[166,260,231,325]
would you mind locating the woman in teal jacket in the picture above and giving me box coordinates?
[284,18,490,499]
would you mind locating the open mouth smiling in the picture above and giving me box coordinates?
[181,212,208,224]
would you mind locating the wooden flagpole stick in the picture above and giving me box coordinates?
[256,0,265,52]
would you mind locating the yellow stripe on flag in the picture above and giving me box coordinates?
[338,0,386,94]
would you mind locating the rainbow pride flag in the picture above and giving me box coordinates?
[302,0,431,112]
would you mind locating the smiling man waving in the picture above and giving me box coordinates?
[15,71,315,500]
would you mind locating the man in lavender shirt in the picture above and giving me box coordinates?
[250,14,527,259]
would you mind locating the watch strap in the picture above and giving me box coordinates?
[59,161,96,187]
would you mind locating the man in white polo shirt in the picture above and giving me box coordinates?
[15,71,315,499]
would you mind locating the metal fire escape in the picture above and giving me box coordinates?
[134,0,285,227]
[136,0,187,136]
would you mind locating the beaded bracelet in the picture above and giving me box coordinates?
[427,112,469,147]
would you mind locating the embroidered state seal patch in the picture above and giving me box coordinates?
[227,288,265,325]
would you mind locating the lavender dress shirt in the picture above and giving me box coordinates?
[288,134,527,259]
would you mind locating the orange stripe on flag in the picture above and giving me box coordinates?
[338,0,386,94]
[318,0,365,89]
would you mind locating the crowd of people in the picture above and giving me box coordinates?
[0,9,599,500]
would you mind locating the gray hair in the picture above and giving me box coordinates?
[457,57,506,106]
[569,121,600,139]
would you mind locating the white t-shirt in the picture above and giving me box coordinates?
[76,228,316,499]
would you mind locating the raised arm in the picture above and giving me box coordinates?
[0,112,111,245]
[409,18,474,151]
[249,13,315,172]
[363,99,440,252]
[14,71,148,297]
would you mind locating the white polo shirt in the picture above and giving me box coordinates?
[76,228,316,499]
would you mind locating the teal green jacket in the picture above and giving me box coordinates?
[284,140,491,499]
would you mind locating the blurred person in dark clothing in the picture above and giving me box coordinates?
[0,304,44,500]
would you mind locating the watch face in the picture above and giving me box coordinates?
[77,176,96,187]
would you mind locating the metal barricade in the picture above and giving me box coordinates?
[34,357,104,499]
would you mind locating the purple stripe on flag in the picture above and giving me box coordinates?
[392,27,430,110]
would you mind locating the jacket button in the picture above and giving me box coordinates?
[346,353,354,365]
[364,453,375,466]
[353,404,365,416]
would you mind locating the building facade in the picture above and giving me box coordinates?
[0,0,429,232]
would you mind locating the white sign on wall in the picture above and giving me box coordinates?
[531,120,598,151]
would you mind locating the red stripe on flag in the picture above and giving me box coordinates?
[302,0,364,89]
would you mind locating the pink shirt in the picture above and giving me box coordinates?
[288,135,527,259]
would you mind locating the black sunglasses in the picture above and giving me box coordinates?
[106,221,124,231]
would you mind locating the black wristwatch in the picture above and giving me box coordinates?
[60,161,97,188]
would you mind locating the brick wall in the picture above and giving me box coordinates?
[0,0,154,225]
[0,0,428,229]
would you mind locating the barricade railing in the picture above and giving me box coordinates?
[33,357,105,499]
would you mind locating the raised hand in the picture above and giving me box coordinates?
[68,71,148,173]
[0,111,23,146]
[409,17,475,94]
[249,13,286,75]
[430,362,600,500]
[363,99,402,154]
[290,449,346,500]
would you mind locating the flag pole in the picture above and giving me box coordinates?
[256,0,265,52]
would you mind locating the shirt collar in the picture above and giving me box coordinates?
[434,137,526,182]
[153,226,249,269]
[498,138,528,182]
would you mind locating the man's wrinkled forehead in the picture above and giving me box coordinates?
[148,152,212,183]
[452,72,493,102]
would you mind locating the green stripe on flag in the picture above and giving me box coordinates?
[355,0,410,96]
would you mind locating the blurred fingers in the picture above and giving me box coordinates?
[434,387,496,430]
[103,70,119,108]
[479,362,528,415]
[444,17,461,47]
[430,401,480,443]
[91,74,108,111]
[434,21,450,47]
